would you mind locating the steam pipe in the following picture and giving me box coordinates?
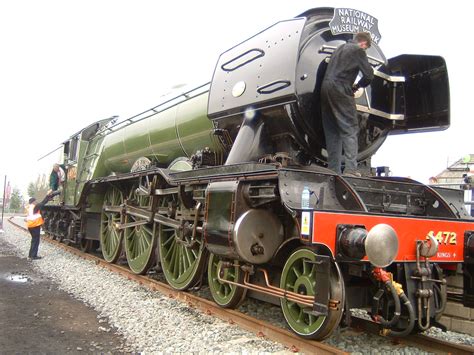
[433,283,447,317]
[371,267,400,328]
[217,267,314,306]
[372,267,415,336]
[257,268,313,302]
[375,281,401,328]
[386,293,415,337]
[225,113,268,165]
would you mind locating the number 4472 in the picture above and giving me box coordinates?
[427,231,456,245]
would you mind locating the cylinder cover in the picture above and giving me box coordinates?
[232,209,283,264]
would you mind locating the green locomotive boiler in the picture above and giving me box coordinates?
[40,7,474,339]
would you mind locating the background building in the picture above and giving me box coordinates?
[431,154,473,216]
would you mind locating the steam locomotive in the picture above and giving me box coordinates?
[39,7,474,339]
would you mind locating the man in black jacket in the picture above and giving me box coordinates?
[321,32,374,176]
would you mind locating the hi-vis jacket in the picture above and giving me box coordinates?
[26,204,44,229]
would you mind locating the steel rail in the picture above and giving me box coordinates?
[350,316,474,355]
[7,216,344,355]
[9,216,474,355]
[447,290,464,303]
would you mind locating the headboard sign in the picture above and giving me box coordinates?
[329,8,382,44]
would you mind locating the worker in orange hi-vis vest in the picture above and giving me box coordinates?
[25,196,51,260]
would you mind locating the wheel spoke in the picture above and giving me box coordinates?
[224,284,230,296]
[141,232,149,251]
[164,238,175,260]
[297,308,305,323]
[174,246,182,278]
[162,233,175,247]
[168,240,177,264]
[218,283,226,296]
[183,245,193,267]
[292,266,302,278]
[303,260,309,275]
[143,225,153,237]
[181,247,189,270]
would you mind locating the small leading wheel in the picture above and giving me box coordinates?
[280,248,345,340]
[208,253,247,308]
[100,186,124,263]
[124,187,157,275]
[49,212,60,240]
[55,216,65,242]
[158,194,207,290]
[80,238,93,252]
[80,238,99,253]
[42,211,53,238]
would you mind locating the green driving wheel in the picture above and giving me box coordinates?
[208,253,247,308]
[100,186,124,263]
[158,194,206,290]
[124,187,157,274]
[280,248,339,339]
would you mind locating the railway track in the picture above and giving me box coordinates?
[8,216,474,355]
[447,290,464,303]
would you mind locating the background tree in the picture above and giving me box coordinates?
[27,174,49,200]
[27,182,36,198]
[8,188,23,212]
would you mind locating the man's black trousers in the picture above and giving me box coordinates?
[28,226,41,258]
[321,79,359,174]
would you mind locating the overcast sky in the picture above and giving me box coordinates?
[0,0,471,198]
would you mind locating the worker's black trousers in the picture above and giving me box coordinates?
[321,79,359,174]
[28,226,41,258]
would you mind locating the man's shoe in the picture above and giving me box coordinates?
[27,257,33,261]
[32,256,42,260]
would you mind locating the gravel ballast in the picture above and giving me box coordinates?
[3,219,474,353]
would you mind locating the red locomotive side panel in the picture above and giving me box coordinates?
[311,211,474,262]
